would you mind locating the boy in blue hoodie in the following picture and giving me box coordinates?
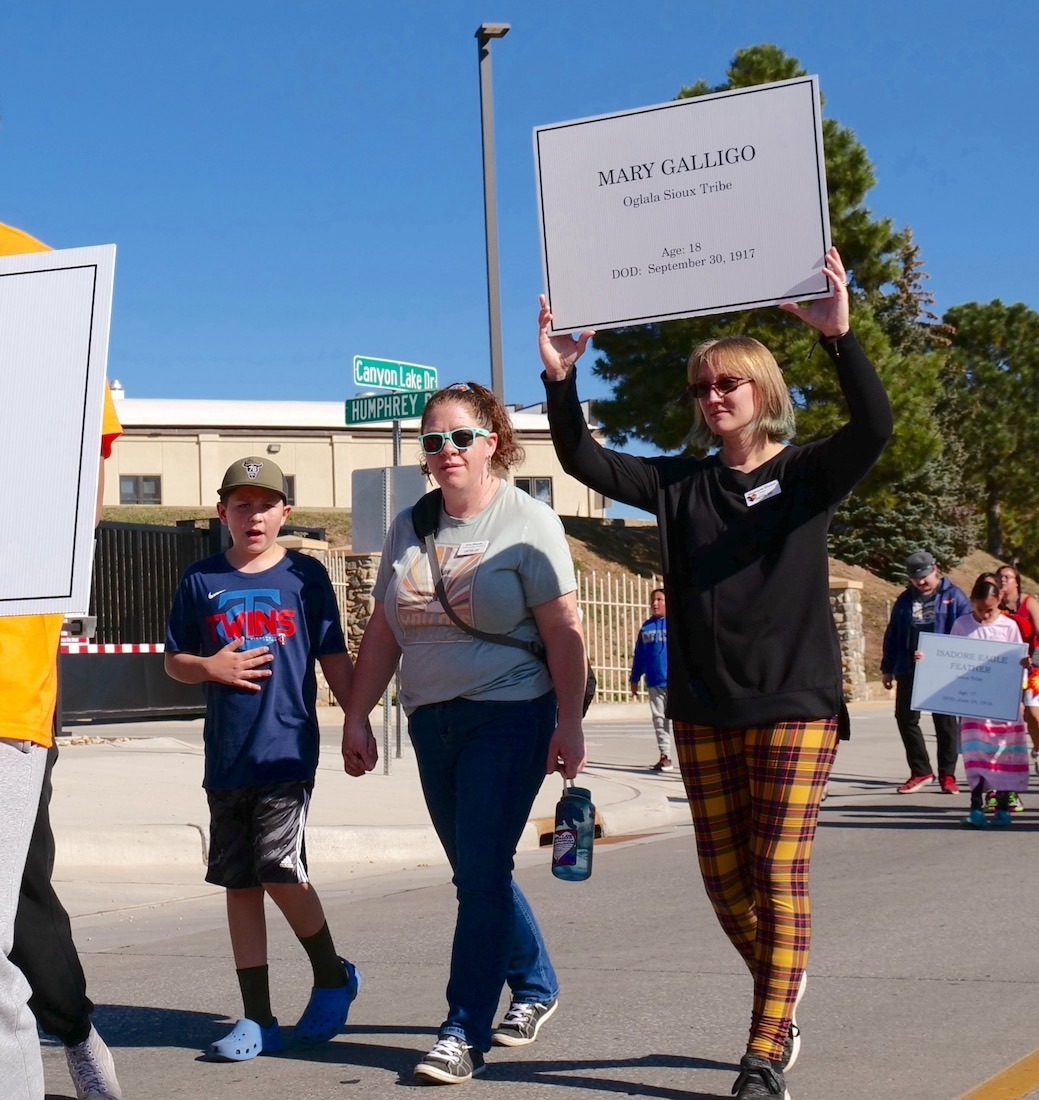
[630,589,672,771]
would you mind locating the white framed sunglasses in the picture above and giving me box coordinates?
[418,427,490,455]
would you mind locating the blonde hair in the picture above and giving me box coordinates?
[418,381,525,476]
[685,336,795,451]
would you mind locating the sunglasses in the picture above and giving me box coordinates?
[419,427,490,455]
[687,376,754,401]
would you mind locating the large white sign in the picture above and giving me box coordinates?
[911,633,1028,723]
[0,245,116,616]
[534,77,832,333]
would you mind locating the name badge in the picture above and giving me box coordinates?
[744,479,781,507]
[455,541,489,558]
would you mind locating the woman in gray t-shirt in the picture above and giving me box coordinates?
[342,381,586,1083]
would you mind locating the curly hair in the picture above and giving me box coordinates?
[418,381,525,476]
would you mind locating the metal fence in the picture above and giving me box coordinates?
[90,521,215,643]
[577,570,663,702]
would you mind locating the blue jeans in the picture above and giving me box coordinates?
[409,692,560,1052]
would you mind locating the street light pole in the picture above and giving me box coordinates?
[475,23,510,403]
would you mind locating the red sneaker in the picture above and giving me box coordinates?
[897,774,934,794]
[939,775,959,795]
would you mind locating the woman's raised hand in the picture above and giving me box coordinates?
[778,246,851,339]
[538,294,595,381]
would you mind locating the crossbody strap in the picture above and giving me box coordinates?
[421,533,546,662]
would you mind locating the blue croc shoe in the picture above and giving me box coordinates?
[207,1017,282,1061]
[961,808,989,829]
[294,958,362,1045]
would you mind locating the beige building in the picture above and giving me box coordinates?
[105,384,609,518]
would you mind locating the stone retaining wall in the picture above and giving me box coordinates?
[830,578,868,702]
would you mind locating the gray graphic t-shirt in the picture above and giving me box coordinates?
[374,481,577,712]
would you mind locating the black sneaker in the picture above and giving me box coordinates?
[414,1035,485,1084]
[652,755,674,772]
[732,1053,788,1098]
[492,999,558,1046]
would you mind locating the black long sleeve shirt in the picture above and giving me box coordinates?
[544,331,893,727]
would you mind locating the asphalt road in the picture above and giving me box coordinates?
[41,769,1039,1100]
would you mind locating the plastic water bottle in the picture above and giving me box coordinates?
[551,780,595,881]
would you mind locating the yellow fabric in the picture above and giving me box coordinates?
[0,618,63,746]
[0,221,49,254]
[102,384,121,456]
[0,220,121,746]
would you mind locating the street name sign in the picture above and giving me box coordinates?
[345,390,435,426]
[353,356,438,393]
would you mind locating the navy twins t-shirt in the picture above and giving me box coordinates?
[166,550,346,789]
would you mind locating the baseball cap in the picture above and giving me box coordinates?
[904,550,936,580]
[219,456,286,500]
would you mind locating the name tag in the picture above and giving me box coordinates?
[744,479,781,507]
[455,541,489,558]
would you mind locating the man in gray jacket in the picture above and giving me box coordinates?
[880,550,971,794]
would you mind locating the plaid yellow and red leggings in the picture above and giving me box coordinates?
[673,717,838,1062]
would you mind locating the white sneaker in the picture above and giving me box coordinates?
[65,1025,123,1100]
[781,971,807,1072]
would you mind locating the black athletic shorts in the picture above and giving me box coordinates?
[205,781,313,889]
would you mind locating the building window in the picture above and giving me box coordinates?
[119,475,162,505]
[283,475,296,507]
[515,476,553,507]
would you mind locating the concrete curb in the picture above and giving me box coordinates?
[54,825,208,869]
[54,791,683,872]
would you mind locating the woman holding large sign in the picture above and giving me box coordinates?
[538,247,892,1100]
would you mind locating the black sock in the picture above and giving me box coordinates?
[996,791,1011,812]
[298,922,347,988]
[61,1020,92,1048]
[236,965,274,1028]
[970,780,986,811]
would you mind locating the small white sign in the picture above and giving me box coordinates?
[534,77,832,333]
[0,245,116,616]
[911,633,1028,722]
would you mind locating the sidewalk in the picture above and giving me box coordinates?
[48,698,926,889]
[50,702,691,875]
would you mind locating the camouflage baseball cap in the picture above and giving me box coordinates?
[219,456,286,500]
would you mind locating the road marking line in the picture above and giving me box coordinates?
[959,1048,1039,1099]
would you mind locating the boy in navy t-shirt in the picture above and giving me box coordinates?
[166,456,374,1062]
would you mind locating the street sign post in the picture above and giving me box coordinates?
[353,356,438,393]
[344,390,435,426]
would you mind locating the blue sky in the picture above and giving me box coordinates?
[2,0,1036,421]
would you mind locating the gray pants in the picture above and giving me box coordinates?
[648,687,672,757]
[0,739,47,1100]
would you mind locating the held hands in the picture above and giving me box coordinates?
[546,717,587,780]
[206,636,272,691]
[342,719,378,777]
[778,246,851,339]
[538,294,595,381]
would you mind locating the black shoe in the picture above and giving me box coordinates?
[732,1053,788,1098]
[652,755,674,772]
[492,999,558,1046]
[414,1035,485,1084]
